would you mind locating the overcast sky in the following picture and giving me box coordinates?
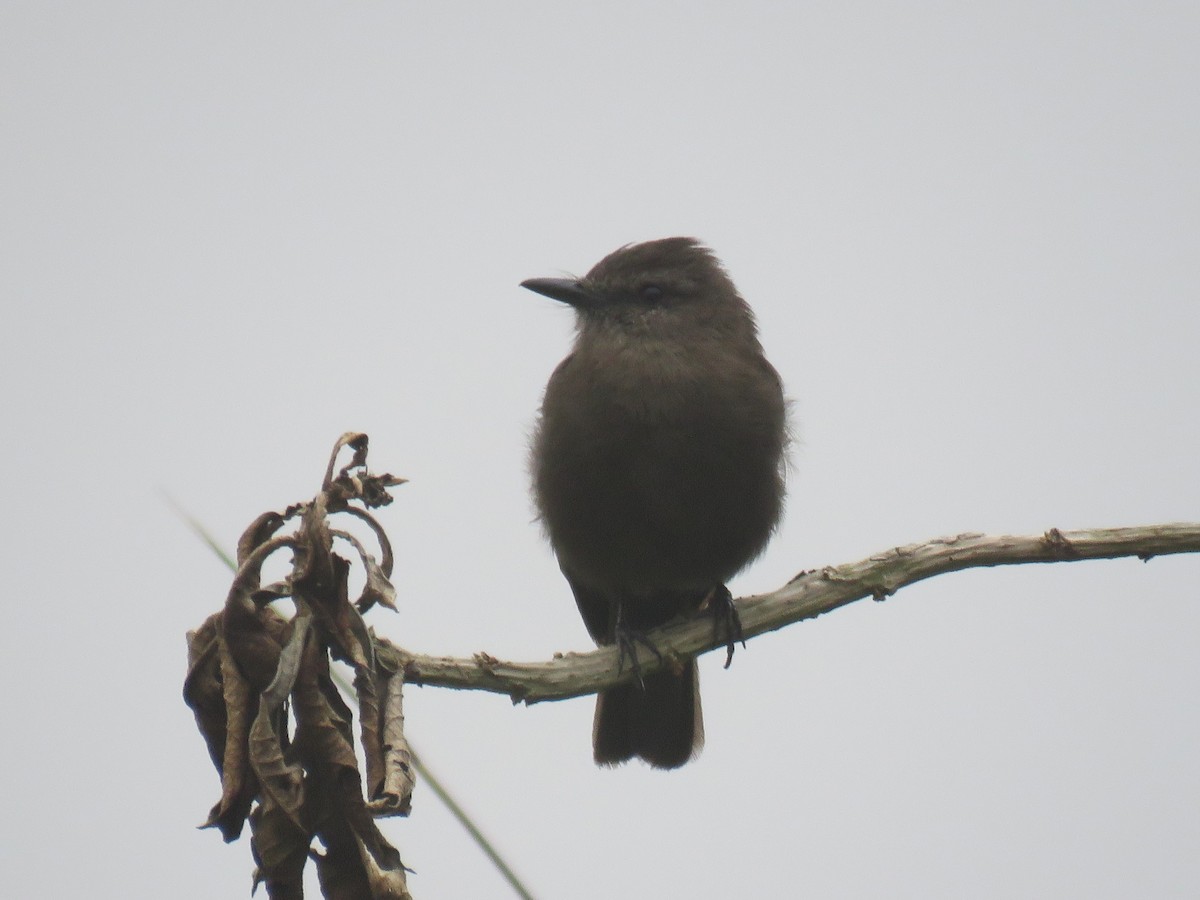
[3,3,1198,898]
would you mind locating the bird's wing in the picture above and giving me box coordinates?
[563,569,614,646]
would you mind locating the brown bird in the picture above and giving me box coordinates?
[524,237,787,769]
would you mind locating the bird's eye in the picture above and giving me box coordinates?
[639,284,664,303]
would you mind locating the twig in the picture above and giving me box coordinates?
[384,523,1200,703]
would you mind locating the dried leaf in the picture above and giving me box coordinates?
[203,637,257,841]
[367,669,414,817]
[295,546,375,674]
[185,432,414,894]
[356,668,385,802]
[311,802,411,900]
[248,615,311,830]
[310,759,410,900]
[249,800,310,900]
[223,583,288,695]
[322,432,370,493]
[331,526,397,613]
[338,506,395,578]
[237,512,288,567]
[183,615,225,771]
[292,636,362,783]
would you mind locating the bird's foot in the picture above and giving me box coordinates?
[704,584,745,669]
[613,621,663,690]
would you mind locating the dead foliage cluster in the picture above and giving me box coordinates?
[184,433,414,899]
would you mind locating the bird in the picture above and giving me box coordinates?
[523,237,787,769]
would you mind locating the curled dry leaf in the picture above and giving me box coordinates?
[332,526,398,613]
[374,667,416,817]
[237,511,288,567]
[183,433,412,898]
[249,614,311,830]
[183,615,224,770]
[323,432,371,491]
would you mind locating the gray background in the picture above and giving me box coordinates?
[3,3,1198,897]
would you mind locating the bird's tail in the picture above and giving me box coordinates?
[592,660,703,769]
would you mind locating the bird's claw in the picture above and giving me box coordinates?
[614,620,663,690]
[705,584,745,669]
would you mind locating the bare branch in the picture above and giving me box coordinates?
[381,523,1200,704]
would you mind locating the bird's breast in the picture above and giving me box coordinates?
[533,339,785,594]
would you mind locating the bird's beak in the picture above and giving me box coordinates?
[520,277,595,309]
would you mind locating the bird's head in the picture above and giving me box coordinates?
[521,237,759,343]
